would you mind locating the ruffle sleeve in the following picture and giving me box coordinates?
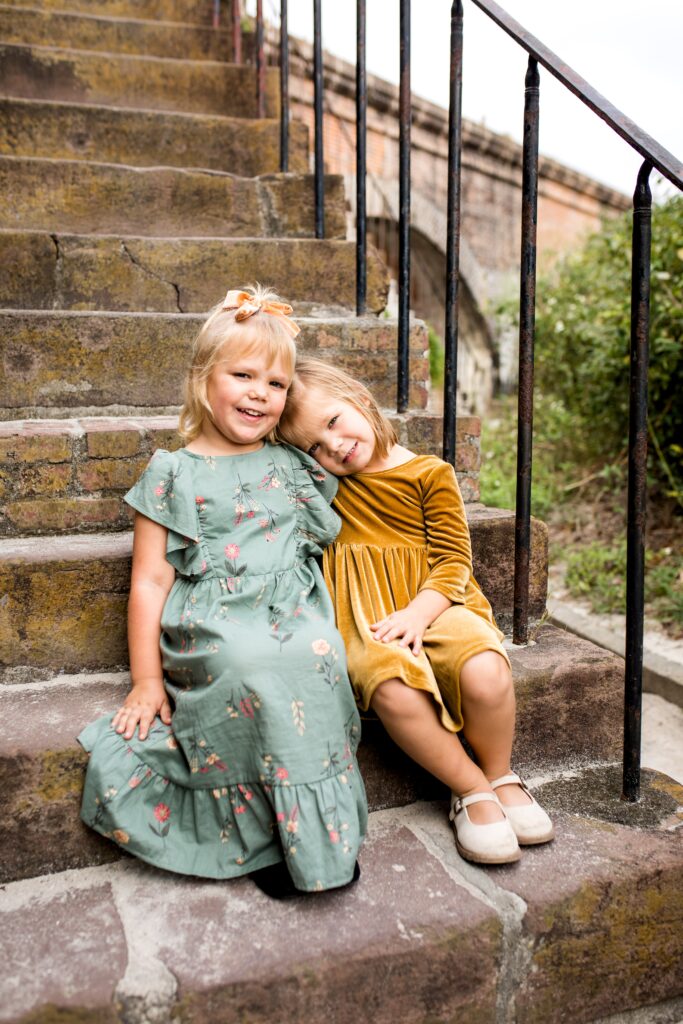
[124,449,203,574]
[279,443,341,556]
[420,459,472,603]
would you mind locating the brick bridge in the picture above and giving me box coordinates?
[279,35,630,411]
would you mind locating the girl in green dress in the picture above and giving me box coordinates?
[79,288,367,897]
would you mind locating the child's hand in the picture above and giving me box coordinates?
[371,608,428,656]
[112,680,173,741]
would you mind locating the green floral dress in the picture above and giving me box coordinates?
[79,443,367,892]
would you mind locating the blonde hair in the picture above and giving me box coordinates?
[278,358,397,458]
[178,284,297,443]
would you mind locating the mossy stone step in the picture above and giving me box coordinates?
[1,787,681,1022]
[0,627,626,883]
[0,510,547,680]
[0,43,278,117]
[0,5,238,61]
[0,410,480,537]
[0,159,345,238]
[0,309,417,420]
[1,232,383,314]
[0,0,213,21]
[0,98,308,174]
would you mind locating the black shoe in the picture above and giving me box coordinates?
[250,860,361,900]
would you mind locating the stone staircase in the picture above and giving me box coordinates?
[0,3,681,1021]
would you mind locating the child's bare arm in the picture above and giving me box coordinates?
[112,513,175,741]
[371,588,451,656]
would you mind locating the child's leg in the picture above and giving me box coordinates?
[370,679,505,824]
[458,651,531,807]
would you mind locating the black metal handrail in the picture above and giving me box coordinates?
[223,0,682,805]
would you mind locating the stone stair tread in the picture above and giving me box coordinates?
[0,625,626,884]
[1,786,680,1024]
[0,157,345,237]
[0,42,279,117]
[0,0,213,21]
[4,229,384,314]
[0,3,238,62]
[0,97,309,172]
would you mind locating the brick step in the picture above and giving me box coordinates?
[0,0,214,22]
[0,5,241,61]
[0,159,345,238]
[2,783,682,1024]
[0,43,278,117]
[0,410,480,538]
[0,626,626,883]
[0,510,547,680]
[1,231,379,314]
[3,783,682,1023]
[0,309,414,421]
[0,97,308,174]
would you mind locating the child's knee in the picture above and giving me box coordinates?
[371,678,420,718]
[460,652,513,709]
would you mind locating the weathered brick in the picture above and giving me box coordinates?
[0,431,72,463]
[86,429,141,459]
[4,497,127,534]
[77,458,147,493]
[18,462,72,497]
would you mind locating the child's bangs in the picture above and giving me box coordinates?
[224,314,296,378]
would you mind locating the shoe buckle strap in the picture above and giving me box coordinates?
[489,772,525,790]
[451,791,501,818]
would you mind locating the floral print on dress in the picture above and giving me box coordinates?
[258,461,283,492]
[153,469,180,516]
[186,737,227,774]
[225,687,262,719]
[224,543,247,592]
[149,802,171,839]
[312,639,341,690]
[233,474,261,526]
[259,754,291,789]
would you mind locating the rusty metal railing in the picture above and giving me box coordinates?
[221,0,683,804]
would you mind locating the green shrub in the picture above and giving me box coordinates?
[532,193,682,505]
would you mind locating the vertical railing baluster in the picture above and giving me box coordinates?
[313,0,324,238]
[213,0,220,30]
[232,0,241,65]
[280,0,289,171]
[513,56,540,646]
[256,0,265,119]
[397,0,411,412]
[356,0,367,315]
[622,160,653,803]
[443,0,464,466]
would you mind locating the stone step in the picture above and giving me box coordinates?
[0,97,308,174]
[0,626,626,883]
[0,411,479,538]
[0,510,547,681]
[0,159,345,238]
[2,231,379,314]
[0,0,214,22]
[0,43,278,117]
[0,4,239,61]
[0,308,415,422]
[2,785,681,1024]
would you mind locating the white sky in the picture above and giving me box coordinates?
[262,0,682,200]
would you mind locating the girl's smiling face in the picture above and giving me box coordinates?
[201,348,291,454]
[293,388,388,476]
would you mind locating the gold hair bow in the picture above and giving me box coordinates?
[221,289,300,338]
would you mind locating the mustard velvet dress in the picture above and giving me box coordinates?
[322,454,510,733]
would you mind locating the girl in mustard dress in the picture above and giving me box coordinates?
[278,358,553,865]
[79,291,366,898]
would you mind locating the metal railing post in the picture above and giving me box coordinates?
[213,0,220,30]
[513,56,540,646]
[256,0,265,119]
[356,0,367,315]
[232,0,242,63]
[622,159,653,803]
[397,0,411,412]
[313,0,325,238]
[443,0,464,466]
[280,0,289,171]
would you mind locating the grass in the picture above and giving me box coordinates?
[480,396,683,637]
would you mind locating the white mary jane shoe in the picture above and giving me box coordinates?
[449,792,521,865]
[490,772,555,846]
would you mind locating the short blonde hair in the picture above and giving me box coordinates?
[278,358,397,458]
[179,284,297,443]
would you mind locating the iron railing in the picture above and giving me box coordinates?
[221,0,683,804]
